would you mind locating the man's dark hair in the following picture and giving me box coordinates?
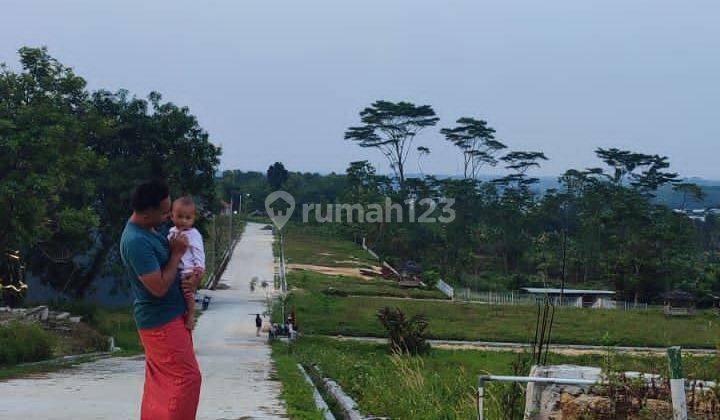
[131,179,170,212]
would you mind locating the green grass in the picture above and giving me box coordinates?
[93,307,143,354]
[280,226,720,348]
[49,301,143,355]
[271,343,326,419]
[284,289,720,348]
[272,336,719,419]
[289,270,448,300]
[283,224,378,268]
[0,321,55,366]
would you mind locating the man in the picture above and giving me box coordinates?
[120,179,202,420]
[255,313,262,336]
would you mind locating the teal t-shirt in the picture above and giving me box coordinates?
[119,219,186,329]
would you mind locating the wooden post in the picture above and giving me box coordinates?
[667,346,687,420]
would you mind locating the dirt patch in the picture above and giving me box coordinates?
[287,264,381,280]
[333,259,373,267]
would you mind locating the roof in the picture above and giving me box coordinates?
[659,290,696,301]
[522,287,615,296]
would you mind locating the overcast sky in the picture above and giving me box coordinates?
[2,1,719,179]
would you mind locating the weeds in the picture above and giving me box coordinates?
[0,321,55,365]
[377,306,429,355]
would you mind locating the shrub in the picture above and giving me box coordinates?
[0,321,55,365]
[377,307,429,355]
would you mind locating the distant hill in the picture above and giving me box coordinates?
[409,173,720,210]
[655,183,720,209]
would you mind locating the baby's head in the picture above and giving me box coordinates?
[171,196,196,230]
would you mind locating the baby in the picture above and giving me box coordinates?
[169,196,205,330]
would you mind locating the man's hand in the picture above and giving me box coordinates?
[169,232,189,256]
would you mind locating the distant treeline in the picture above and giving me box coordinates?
[220,100,720,303]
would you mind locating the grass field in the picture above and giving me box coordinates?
[288,270,448,300]
[279,226,720,348]
[274,225,720,418]
[284,289,720,348]
[283,224,378,268]
[273,336,719,419]
[270,344,326,420]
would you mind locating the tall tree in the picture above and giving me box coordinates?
[673,182,705,210]
[266,162,289,190]
[79,89,220,292]
[0,47,105,274]
[441,117,506,180]
[345,100,439,190]
[593,148,678,193]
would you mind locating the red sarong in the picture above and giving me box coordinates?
[138,315,201,420]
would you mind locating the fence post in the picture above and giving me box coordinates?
[477,376,484,420]
[667,346,688,420]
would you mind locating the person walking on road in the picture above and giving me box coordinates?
[255,314,262,337]
[120,179,202,420]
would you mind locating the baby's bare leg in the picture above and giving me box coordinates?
[184,289,196,330]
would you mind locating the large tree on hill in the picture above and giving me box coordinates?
[492,151,548,193]
[592,147,678,193]
[345,100,439,191]
[0,47,105,277]
[266,162,289,190]
[441,117,506,181]
[489,151,548,272]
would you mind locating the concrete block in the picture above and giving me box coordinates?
[55,312,70,320]
[524,365,601,419]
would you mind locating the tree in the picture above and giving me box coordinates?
[416,146,430,176]
[593,148,678,193]
[441,117,506,180]
[0,47,105,277]
[673,182,705,210]
[2,47,221,296]
[76,89,220,293]
[266,162,289,190]
[493,151,548,193]
[345,100,439,191]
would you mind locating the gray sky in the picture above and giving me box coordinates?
[2,1,719,179]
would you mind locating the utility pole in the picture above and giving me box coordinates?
[229,196,233,246]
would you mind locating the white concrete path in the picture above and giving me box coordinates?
[0,222,286,419]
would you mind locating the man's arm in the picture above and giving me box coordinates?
[139,252,183,298]
[136,233,189,298]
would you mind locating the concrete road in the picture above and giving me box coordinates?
[0,222,286,419]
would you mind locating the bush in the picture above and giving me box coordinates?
[0,321,55,365]
[377,307,429,355]
[421,269,440,288]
